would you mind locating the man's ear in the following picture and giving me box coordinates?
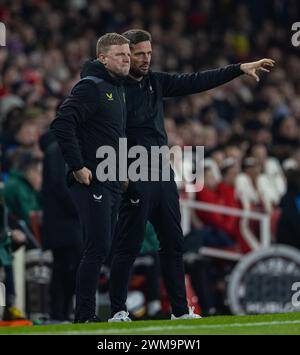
[98,53,107,66]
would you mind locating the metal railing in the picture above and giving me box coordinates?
[12,198,272,314]
[180,198,272,261]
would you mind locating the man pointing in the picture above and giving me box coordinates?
[109,29,274,322]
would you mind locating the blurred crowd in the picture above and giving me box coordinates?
[1,0,300,321]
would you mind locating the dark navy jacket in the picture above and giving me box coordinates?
[51,60,126,192]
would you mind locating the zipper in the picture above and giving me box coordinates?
[116,87,126,136]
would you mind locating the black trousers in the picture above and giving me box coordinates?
[70,182,121,321]
[109,178,189,317]
[50,246,82,321]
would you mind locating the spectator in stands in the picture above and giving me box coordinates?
[209,146,226,169]
[194,166,236,247]
[1,112,42,174]
[224,143,244,165]
[250,143,286,204]
[202,126,218,150]
[283,144,300,171]
[245,120,272,146]
[0,183,27,321]
[273,115,300,161]
[203,146,224,183]
[236,156,273,213]
[4,152,42,235]
[277,169,300,249]
[235,156,275,252]
[216,158,242,247]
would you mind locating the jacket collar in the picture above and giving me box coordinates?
[125,71,152,87]
[80,59,124,86]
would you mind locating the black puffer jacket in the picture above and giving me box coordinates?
[51,60,126,192]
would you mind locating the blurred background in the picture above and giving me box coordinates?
[1,0,300,324]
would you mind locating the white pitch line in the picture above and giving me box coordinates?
[25,319,300,335]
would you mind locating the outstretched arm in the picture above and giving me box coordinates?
[155,59,275,97]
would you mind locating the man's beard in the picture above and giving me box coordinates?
[130,66,148,78]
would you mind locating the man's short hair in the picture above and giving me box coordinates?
[122,29,152,47]
[96,33,130,56]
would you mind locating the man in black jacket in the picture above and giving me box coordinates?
[51,33,131,323]
[109,29,275,321]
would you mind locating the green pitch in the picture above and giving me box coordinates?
[1,312,300,335]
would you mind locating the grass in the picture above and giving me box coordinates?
[1,312,300,335]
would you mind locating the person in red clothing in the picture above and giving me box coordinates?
[216,159,242,242]
[195,167,224,228]
[194,158,254,252]
[216,159,249,252]
[194,165,236,247]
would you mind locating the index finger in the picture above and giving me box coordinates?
[261,58,275,66]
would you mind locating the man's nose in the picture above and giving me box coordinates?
[143,54,150,62]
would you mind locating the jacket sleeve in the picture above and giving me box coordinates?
[155,64,243,98]
[50,80,100,171]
